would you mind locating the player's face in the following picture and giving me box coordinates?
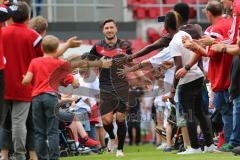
[102,22,118,40]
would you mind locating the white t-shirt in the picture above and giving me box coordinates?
[76,70,100,106]
[149,48,178,102]
[169,31,203,85]
[149,47,175,84]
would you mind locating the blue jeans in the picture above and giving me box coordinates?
[213,90,233,143]
[32,93,59,160]
[229,96,240,146]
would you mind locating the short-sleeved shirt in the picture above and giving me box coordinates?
[28,57,70,97]
[223,0,240,45]
[157,23,203,49]
[89,39,132,89]
[149,47,175,85]
[169,31,204,85]
[2,23,43,101]
[204,18,233,91]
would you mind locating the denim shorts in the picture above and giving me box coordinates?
[175,102,187,127]
[73,108,91,131]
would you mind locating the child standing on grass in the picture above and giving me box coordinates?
[22,35,111,160]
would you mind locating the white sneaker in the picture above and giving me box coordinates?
[116,150,124,157]
[107,138,115,153]
[177,148,202,155]
[78,146,91,154]
[156,143,167,150]
[204,144,218,153]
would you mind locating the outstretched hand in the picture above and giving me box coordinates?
[66,36,82,48]
[115,54,132,66]
[117,65,131,78]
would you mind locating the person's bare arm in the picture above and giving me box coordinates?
[56,36,82,57]
[175,53,201,79]
[68,58,112,70]
[117,60,152,78]
[116,35,172,65]
[172,57,182,89]
[132,35,172,59]
[211,43,240,56]
[22,72,33,85]
[182,35,208,57]
[169,56,182,104]
[226,47,240,55]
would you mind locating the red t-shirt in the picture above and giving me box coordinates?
[205,18,233,92]
[222,0,240,45]
[28,57,71,97]
[0,25,4,70]
[2,23,43,101]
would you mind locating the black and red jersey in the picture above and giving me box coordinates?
[89,39,132,88]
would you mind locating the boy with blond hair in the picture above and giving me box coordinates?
[29,16,48,36]
[22,35,111,159]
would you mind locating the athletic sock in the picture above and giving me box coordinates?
[116,121,127,150]
[103,123,115,139]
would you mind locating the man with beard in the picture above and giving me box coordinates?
[89,19,132,157]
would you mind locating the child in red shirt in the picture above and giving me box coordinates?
[22,35,111,159]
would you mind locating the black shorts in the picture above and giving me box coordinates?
[100,85,129,116]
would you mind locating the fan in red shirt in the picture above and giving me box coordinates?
[0,1,12,126]
[0,2,44,160]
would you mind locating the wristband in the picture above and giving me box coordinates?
[184,64,191,71]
